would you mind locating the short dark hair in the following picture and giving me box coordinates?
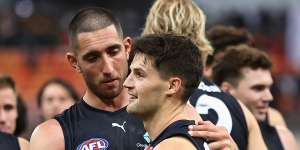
[206,25,254,66]
[68,7,123,52]
[0,75,27,136]
[212,44,272,87]
[0,75,16,91]
[37,78,79,107]
[132,34,203,101]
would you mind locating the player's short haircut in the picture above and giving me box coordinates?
[212,44,272,87]
[68,7,123,52]
[132,34,203,101]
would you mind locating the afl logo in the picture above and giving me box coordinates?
[76,138,109,150]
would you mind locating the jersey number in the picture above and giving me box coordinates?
[195,94,233,132]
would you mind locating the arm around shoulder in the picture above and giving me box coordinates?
[29,119,65,150]
[238,100,267,150]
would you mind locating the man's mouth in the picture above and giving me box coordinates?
[102,78,118,83]
[128,93,138,101]
[102,78,118,87]
[256,106,269,114]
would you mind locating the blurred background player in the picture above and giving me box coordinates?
[212,45,298,150]
[206,25,287,127]
[0,75,29,150]
[36,78,79,121]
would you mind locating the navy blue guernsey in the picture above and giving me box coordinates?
[150,120,208,149]
[259,115,284,150]
[0,132,20,150]
[54,99,148,150]
[189,79,248,150]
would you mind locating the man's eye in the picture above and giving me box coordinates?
[86,55,98,62]
[134,71,145,78]
[4,104,14,111]
[252,85,265,91]
[108,48,120,56]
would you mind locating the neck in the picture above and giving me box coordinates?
[144,98,186,141]
[83,88,129,112]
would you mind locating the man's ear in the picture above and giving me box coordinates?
[123,36,133,60]
[166,77,181,96]
[220,81,235,94]
[66,52,81,73]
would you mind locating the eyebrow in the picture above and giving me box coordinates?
[106,44,121,51]
[82,50,100,58]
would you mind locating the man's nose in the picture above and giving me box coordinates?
[102,55,114,75]
[0,110,7,124]
[263,89,273,102]
[123,73,134,89]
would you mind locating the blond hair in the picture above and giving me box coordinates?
[143,0,214,58]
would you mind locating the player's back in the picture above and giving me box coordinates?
[54,99,148,150]
[189,79,248,150]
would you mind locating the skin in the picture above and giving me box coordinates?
[0,87,29,150]
[268,107,287,127]
[222,67,297,150]
[188,120,238,150]
[226,68,273,122]
[40,83,75,120]
[30,25,132,150]
[124,54,201,150]
[125,54,169,119]
[238,100,268,150]
[18,137,29,150]
[0,87,18,134]
[30,24,230,150]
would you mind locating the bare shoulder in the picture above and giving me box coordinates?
[30,119,64,150]
[237,100,268,150]
[275,125,298,150]
[154,136,198,150]
[268,107,287,127]
[18,137,29,150]
[237,100,256,128]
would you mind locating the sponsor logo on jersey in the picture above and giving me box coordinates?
[112,121,126,133]
[76,138,109,150]
[136,142,147,148]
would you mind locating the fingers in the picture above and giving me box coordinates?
[190,120,218,132]
[144,145,153,150]
[208,139,232,150]
[189,121,230,141]
[188,120,239,150]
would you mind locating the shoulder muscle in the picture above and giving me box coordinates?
[30,119,64,150]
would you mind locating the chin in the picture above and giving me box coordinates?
[256,114,267,122]
[127,105,144,118]
[126,104,137,114]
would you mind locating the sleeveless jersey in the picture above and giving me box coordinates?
[259,115,284,150]
[150,120,209,150]
[54,100,148,150]
[0,132,20,150]
[189,79,248,150]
